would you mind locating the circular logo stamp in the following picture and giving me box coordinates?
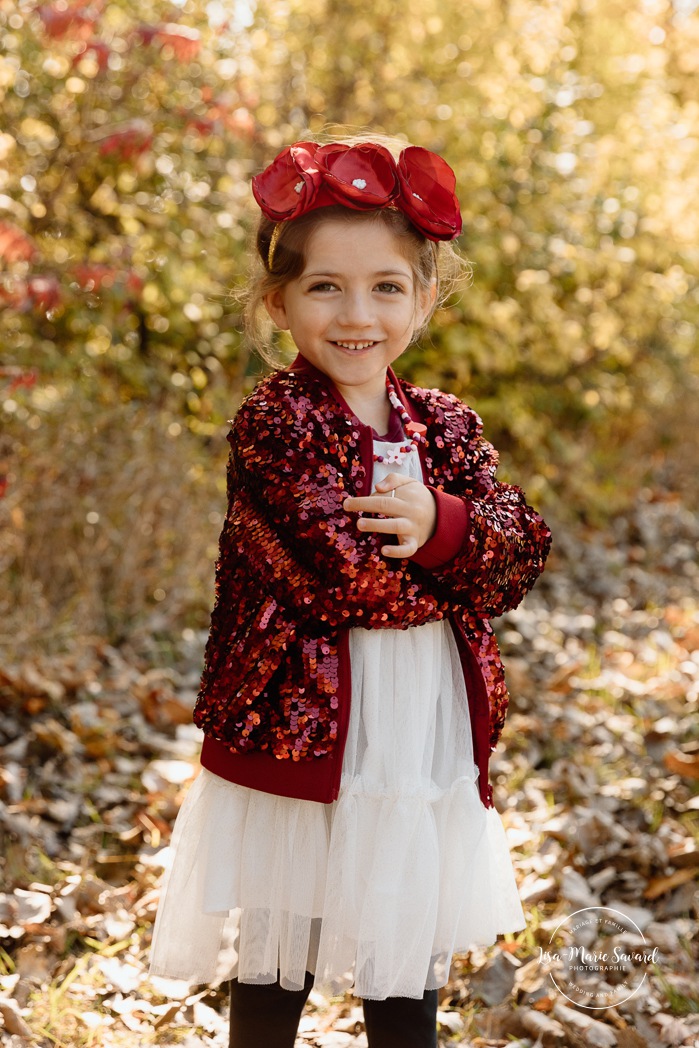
[538,906,658,1009]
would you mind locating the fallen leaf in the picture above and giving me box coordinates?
[651,1013,694,1046]
[666,840,699,868]
[468,952,520,1006]
[663,751,699,779]
[553,1001,618,1046]
[520,1007,567,1044]
[0,996,33,1038]
[643,867,698,900]
[0,890,53,937]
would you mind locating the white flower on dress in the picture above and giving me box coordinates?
[294,181,304,194]
[352,178,367,189]
[385,448,414,464]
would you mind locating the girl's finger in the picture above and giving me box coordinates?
[381,537,418,558]
[373,473,414,494]
[357,515,412,534]
[344,494,404,515]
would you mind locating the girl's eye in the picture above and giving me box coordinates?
[376,282,404,294]
[308,282,337,293]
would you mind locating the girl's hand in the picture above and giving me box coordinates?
[343,473,437,559]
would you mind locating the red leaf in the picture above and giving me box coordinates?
[186,115,216,135]
[72,263,143,295]
[135,21,201,60]
[125,271,144,294]
[223,107,255,139]
[72,39,111,72]
[179,102,255,140]
[73,263,117,291]
[97,121,153,160]
[155,23,201,61]
[0,367,38,394]
[134,23,159,46]
[36,3,96,40]
[0,222,37,263]
[0,280,30,310]
[27,274,61,312]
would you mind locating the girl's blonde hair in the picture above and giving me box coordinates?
[242,133,471,369]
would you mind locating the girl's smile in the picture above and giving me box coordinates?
[334,341,377,349]
[264,218,432,410]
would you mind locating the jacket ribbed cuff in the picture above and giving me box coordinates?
[411,489,470,570]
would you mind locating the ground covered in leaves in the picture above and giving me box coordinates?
[1,496,698,1048]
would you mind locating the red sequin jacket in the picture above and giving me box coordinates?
[194,355,551,809]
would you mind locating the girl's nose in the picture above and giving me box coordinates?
[337,291,375,327]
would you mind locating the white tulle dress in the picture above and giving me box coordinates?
[149,430,526,1001]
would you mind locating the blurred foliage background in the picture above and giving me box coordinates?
[1,0,698,651]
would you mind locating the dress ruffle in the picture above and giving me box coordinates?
[149,622,525,999]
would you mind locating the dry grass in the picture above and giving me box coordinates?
[0,385,228,657]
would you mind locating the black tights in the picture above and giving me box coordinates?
[229,972,439,1048]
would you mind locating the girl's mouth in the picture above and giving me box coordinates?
[333,341,377,350]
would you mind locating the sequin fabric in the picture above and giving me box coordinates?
[193,365,551,774]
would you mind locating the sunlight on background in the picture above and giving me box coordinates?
[2,0,699,639]
[205,0,256,29]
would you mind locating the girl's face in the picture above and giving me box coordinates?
[264,218,433,404]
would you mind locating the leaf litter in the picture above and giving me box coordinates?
[0,500,698,1046]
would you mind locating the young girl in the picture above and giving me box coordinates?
[149,137,551,1048]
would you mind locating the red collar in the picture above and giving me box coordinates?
[286,353,419,425]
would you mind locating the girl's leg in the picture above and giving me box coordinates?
[228,971,314,1048]
[362,988,439,1048]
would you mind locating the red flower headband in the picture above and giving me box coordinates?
[252,141,462,269]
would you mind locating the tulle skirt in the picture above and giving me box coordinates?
[149,620,525,1000]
